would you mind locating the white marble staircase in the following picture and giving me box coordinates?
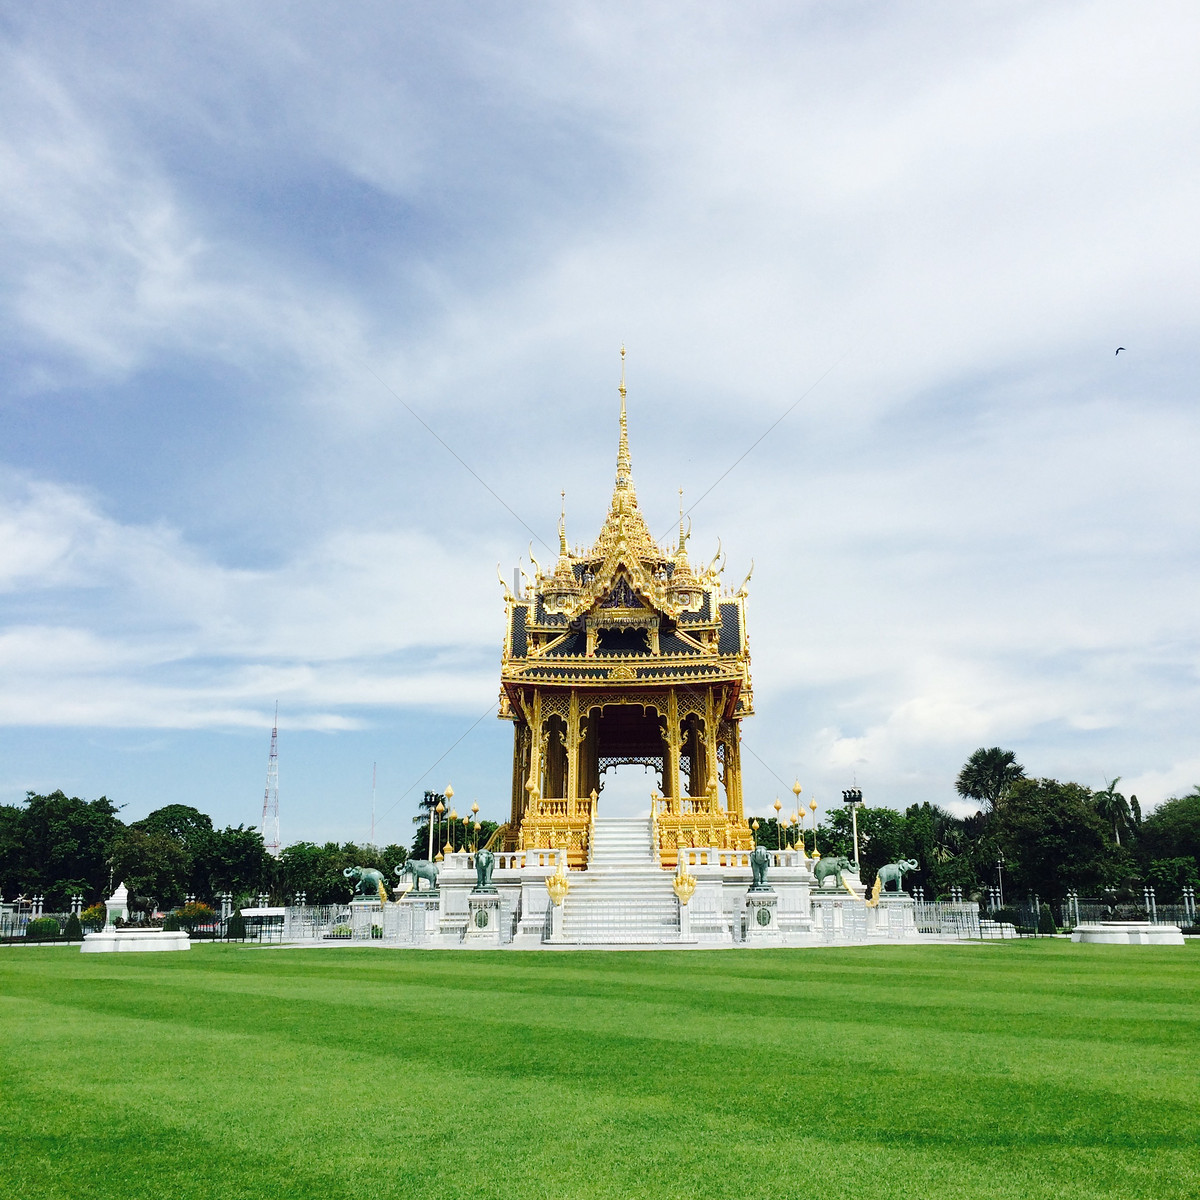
[560,817,679,944]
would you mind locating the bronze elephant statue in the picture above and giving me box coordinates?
[343,865,388,903]
[812,856,854,889]
[750,844,771,890]
[876,859,919,892]
[396,859,439,892]
[473,847,496,892]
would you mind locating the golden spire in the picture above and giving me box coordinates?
[616,345,632,493]
[559,490,568,556]
[585,344,659,567]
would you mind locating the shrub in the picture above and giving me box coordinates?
[371,924,383,939]
[1038,903,1057,934]
[63,913,83,941]
[177,901,216,929]
[25,917,61,941]
[226,912,246,940]
[80,903,106,929]
[162,914,181,931]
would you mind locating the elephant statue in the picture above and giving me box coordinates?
[749,844,771,890]
[875,859,919,892]
[395,859,440,893]
[812,856,855,889]
[473,847,496,892]
[343,865,388,904]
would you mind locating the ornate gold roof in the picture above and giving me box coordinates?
[499,354,753,715]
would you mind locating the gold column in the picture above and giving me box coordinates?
[510,723,526,827]
[566,690,580,814]
[725,721,745,822]
[665,688,681,807]
[527,689,543,808]
[703,690,720,802]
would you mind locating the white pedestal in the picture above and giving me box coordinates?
[465,892,503,946]
[678,900,694,943]
[867,893,917,938]
[548,900,565,943]
[744,889,782,945]
[397,893,441,943]
[81,929,191,953]
[1071,922,1185,945]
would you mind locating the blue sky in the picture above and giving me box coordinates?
[2,2,1198,844]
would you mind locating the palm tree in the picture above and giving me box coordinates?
[955,747,1025,812]
[1093,777,1133,847]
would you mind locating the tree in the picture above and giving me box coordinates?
[1138,788,1200,864]
[135,804,215,896]
[991,778,1118,898]
[203,825,270,900]
[1,791,124,905]
[1145,857,1199,893]
[818,806,908,886]
[109,827,189,909]
[955,748,1025,812]
[1092,778,1133,846]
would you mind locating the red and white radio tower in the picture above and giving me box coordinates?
[260,703,280,857]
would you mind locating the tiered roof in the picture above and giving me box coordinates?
[499,356,753,716]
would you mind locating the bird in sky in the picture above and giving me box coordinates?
[1115,347,1126,355]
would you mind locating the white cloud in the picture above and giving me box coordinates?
[1,3,1199,828]
[0,474,502,729]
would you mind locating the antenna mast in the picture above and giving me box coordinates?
[260,703,280,858]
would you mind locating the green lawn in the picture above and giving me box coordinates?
[1,941,1197,1200]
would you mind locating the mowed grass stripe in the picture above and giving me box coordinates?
[1,942,1197,1200]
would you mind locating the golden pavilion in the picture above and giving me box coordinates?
[495,353,756,867]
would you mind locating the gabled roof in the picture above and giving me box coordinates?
[498,353,753,715]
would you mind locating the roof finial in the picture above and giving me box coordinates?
[615,344,632,491]
[559,489,568,556]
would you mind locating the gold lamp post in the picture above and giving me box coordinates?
[434,800,445,861]
[791,780,803,853]
[809,797,819,857]
[446,807,458,855]
[773,798,782,849]
[473,821,481,852]
[471,801,480,851]
[782,815,792,849]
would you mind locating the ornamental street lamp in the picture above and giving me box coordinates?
[432,800,445,860]
[773,798,782,849]
[791,780,803,852]
[841,788,864,866]
[808,797,818,856]
[995,852,1005,908]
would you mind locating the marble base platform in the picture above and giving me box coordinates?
[81,929,191,953]
[464,892,503,945]
[1071,922,1185,946]
[743,889,782,945]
